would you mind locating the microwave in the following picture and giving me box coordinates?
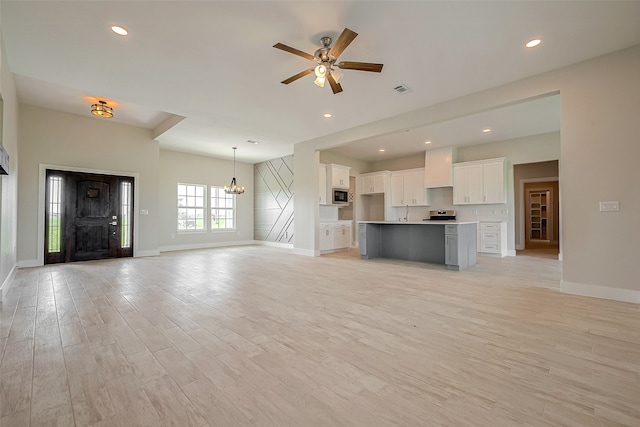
[332,189,349,204]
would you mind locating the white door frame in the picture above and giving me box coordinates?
[518,176,562,260]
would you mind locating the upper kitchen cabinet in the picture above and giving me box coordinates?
[328,164,350,189]
[391,169,428,207]
[453,158,506,205]
[319,164,327,204]
[360,171,388,195]
[424,147,457,188]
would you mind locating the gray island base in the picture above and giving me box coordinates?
[358,221,478,271]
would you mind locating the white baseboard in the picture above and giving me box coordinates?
[507,250,517,257]
[1,265,17,302]
[135,249,161,257]
[254,240,294,249]
[159,240,254,253]
[292,248,317,257]
[560,280,640,304]
[17,259,40,268]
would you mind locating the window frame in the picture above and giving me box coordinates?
[177,183,207,233]
[210,185,236,231]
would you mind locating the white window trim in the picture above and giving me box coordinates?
[177,183,207,232]
[210,185,236,232]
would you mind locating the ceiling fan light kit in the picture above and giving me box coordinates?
[274,28,384,94]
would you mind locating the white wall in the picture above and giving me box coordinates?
[17,105,160,264]
[158,149,253,251]
[0,29,19,300]
[295,45,640,303]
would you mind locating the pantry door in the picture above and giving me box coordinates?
[45,170,134,264]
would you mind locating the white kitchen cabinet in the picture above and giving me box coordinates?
[424,147,456,188]
[320,222,351,252]
[319,223,334,251]
[482,160,506,204]
[404,170,427,206]
[328,164,350,189]
[319,164,327,204]
[360,172,387,194]
[453,158,506,205]
[334,223,352,249]
[478,221,507,257]
[391,169,428,207]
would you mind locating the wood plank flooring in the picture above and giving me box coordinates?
[1,246,638,426]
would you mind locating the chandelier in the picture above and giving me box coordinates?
[224,147,245,194]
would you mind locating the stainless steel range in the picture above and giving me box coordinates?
[424,210,457,220]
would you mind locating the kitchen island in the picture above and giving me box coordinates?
[358,221,478,271]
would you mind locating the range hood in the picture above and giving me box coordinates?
[424,146,456,188]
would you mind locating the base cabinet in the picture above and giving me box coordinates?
[478,221,507,257]
[319,223,334,251]
[320,222,351,252]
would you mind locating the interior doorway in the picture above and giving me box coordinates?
[522,180,559,258]
[45,170,134,264]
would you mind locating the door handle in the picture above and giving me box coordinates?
[110,221,118,226]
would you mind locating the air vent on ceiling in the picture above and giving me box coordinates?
[393,84,410,94]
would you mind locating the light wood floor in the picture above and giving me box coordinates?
[1,246,639,426]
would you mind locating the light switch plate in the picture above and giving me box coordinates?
[599,201,619,212]
[141,209,149,215]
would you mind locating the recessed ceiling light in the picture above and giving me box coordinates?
[323,113,332,118]
[424,140,432,145]
[525,38,541,48]
[379,149,385,152]
[482,128,492,133]
[111,25,128,36]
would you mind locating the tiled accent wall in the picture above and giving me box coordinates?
[254,155,294,243]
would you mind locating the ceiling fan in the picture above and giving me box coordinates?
[273,28,384,94]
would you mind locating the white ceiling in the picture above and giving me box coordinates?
[2,1,639,164]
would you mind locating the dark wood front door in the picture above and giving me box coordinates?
[45,170,134,264]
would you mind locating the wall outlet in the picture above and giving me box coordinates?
[141,209,149,215]
[599,201,619,212]
[170,233,175,240]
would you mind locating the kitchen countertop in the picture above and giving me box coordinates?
[357,220,479,225]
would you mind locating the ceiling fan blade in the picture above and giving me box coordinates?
[328,28,358,60]
[336,61,384,73]
[281,68,314,84]
[327,73,343,94]
[273,43,316,61]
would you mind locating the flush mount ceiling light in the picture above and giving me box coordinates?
[482,128,492,133]
[224,147,245,195]
[424,140,432,145]
[525,38,542,48]
[91,100,114,118]
[274,28,384,94]
[247,139,260,144]
[111,25,128,36]
[323,113,332,118]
